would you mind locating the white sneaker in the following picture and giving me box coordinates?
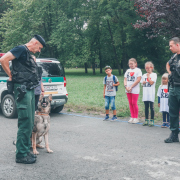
[132,118,139,124]
[128,118,134,123]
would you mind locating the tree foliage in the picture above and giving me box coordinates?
[0,0,170,74]
[134,0,180,38]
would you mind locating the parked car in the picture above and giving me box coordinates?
[0,54,68,118]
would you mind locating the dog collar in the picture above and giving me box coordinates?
[36,112,49,116]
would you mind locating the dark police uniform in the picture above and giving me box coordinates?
[165,53,180,142]
[10,45,39,159]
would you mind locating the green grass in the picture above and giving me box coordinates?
[65,68,162,121]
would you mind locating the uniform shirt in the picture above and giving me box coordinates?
[168,54,180,84]
[124,68,142,94]
[157,85,169,112]
[103,74,118,96]
[10,45,27,63]
[141,73,157,102]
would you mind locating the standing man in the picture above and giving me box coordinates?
[0,35,46,164]
[165,37,180,143]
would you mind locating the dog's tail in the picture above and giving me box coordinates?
[13,140,16,145]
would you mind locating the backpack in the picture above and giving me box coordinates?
[105,75,118,91]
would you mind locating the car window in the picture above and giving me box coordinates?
[0,64,8,77]
[37,62,64,77]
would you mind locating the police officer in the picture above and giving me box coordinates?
[0,35,46,164]
[165,37,180,143]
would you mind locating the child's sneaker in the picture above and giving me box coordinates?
[161,123,166,128]
[166,123,170,128]
[111,116,117,121]
[128,118,134,123]
[142,119,149,126]
[103,115,109,121]
[132,118,139,124]
[148,120,154,127]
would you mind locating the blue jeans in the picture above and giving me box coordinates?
[105,96,116,110]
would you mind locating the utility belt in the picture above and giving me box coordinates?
[169,82,180,89]
[7,81,39,102]
[173,82,180,87]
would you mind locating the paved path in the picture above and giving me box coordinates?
[0,111,180,180]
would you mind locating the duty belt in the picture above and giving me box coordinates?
[173,82,180,87]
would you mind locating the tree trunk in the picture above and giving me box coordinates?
[107,20,121,75]
[92,62,96,75]
[84,62,88,73]
[121,27,128,74]
[99,49,102,73]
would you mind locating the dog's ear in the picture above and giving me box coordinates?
[39,94,44,101]
[48,94,52,101]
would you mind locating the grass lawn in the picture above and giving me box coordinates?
[64,68,163,122]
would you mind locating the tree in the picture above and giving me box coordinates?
[0,0,11,51]
[0,0,87,68]
[134,0,180,38]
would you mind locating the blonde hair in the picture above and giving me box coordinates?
[128,58,137,67]
[160,73,169,87]
[145,61,154,71]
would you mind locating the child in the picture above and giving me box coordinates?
[103,66,120,121]
[141,62,157,127]
[157,73,169,128]
[124,58,142,124]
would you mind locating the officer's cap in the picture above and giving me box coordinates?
[34,35,46,47]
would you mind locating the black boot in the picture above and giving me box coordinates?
[164,131,179,143]
[16,155,36,164]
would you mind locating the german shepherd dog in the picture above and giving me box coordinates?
[32,94,53,155]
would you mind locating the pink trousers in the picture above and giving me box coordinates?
[126,93,139,118]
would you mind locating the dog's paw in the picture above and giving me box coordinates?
[33,149,39,155]
[36,144,45,149]
[47,149,53,153]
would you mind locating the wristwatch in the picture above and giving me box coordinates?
[124,85,127,88]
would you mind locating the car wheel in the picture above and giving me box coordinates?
[1,94,17,118]
[51,105,64,113]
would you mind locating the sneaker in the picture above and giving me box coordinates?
[166,123,170,128]
[103,116,109,121]
[111,116,117,121]
[132,118,139,124]
[16,155,36,164]
[142,119,149,126]
[161,123,166,128]
[128,118,134,123]
[148,120,154,127]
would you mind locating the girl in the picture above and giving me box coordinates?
[141,62,157,127]
[124,58,142,124]
[157,73,169,128]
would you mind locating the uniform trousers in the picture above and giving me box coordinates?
[14,83,35,158]
[168,86,180,133]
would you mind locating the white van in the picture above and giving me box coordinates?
[0,54,68,118]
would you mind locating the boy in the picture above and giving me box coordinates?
[103,66,120,121]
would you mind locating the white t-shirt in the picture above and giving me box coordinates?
[157,85,169,112]
[141,73,157,102]
[103,75,118,96]
[124,68,142,94]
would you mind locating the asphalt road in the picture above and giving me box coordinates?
[0,111,180,180]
